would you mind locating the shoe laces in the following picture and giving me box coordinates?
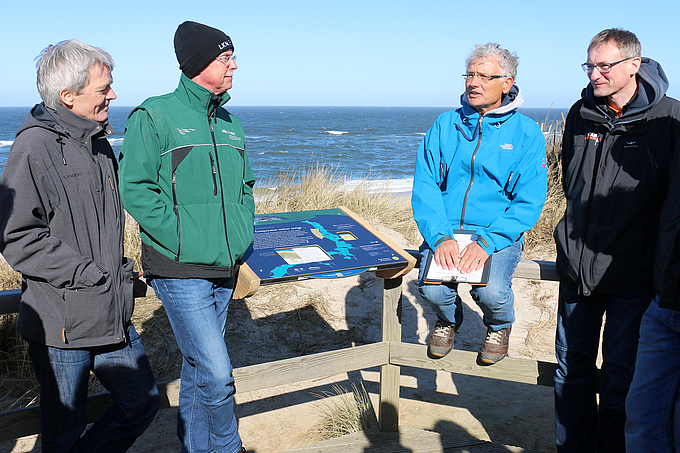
[432,321,452,337]
[485,329,504,346]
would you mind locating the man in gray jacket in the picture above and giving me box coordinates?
[0,40,159,452]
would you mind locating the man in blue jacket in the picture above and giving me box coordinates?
[412,43,547,364]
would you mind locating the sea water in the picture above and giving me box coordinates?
[0,106,566,191]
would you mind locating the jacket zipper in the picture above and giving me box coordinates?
[209,117,235,265]
[209,152,218,196]
[172,172,181,261]
[460,116,484,229]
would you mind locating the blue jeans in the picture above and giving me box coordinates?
[554,281,652,453]
[28,325,159,453]
[626,296,680,452]
[151,277,242,453]
[417,241,521,330]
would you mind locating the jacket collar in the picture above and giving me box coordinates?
[581,57,669,124]
[20,102,112,144]
[459,84,524,121]
[174,73,231,114]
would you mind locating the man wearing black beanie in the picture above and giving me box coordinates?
[119,21,253,453]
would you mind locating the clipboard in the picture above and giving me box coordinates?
[422,230,492,285]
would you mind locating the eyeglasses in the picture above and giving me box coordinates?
[215,55,237,65]
[462,73,507,83]
[581,57,631,74]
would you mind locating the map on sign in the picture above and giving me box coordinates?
[242,208,408,282]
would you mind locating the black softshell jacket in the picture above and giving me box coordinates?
[555,58,680,296]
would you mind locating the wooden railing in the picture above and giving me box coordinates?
[0,256,559,442]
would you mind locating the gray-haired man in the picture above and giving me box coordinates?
[0,40,159,452]
[412,43,547,364]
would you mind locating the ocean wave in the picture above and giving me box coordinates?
[326,131,348,135]
[0,140,13,148]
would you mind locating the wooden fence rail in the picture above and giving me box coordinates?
[0,256,559,442]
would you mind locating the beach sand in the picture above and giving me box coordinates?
[0,224,559,453]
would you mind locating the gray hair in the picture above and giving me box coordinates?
[466,43,519,79]
[588,28,641,59]
[36,40,114,110]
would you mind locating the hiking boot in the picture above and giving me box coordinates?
[237,447,247,453]
[479,326,512,364]
[428,319,457,358]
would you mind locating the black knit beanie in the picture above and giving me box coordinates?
[174,21,234,79]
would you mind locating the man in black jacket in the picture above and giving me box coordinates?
[0,40,159,452]
[553,28,680,453]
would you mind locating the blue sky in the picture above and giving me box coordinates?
[1,0,679,108]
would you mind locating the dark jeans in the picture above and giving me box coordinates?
[626,296,680,452]
[28,325,159,453]
[554,281,652,453]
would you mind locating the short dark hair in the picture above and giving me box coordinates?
[588,28,641,59]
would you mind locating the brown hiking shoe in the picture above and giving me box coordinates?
[428,319,456,358]
[479,326,511,364]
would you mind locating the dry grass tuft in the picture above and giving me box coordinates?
[307,383,376,442]
[524,117,566,258]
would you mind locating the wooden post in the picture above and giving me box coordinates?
[379,276,402,432]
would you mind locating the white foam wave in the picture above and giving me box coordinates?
[326,131,348,135]
[107,138,124,145]
[0,140,13,148]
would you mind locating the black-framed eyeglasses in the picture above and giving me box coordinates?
[462,73,507,83]
[581,57,632,74]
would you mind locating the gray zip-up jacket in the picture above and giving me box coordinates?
[0,103,134,348]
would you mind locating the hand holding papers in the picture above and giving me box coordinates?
[423,231,492,285]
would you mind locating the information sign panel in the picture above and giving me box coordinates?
[242,208,409,283]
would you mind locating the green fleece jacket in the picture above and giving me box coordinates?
[119,74,255,278]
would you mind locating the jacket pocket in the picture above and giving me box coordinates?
[63,273,115,344]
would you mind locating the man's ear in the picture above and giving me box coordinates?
[60,89,74,108]
[502,76,514,94]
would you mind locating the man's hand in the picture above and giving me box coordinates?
[434,239,460,270]
[458,241,489,273]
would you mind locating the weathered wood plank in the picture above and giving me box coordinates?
[513,259,559,282]
[379,277,403,432]
[0,343,390,440]
[232,342,390,394]
[389,342,557,387]
[281,426,542,452]
[0,289,20,315]
[232,263,260,300]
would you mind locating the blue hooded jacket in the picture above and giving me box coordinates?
[412,85,547,255]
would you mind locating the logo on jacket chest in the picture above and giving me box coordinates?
[221,129,242,141]
[177,128,196,135]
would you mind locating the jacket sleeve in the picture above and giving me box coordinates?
[118,108,180,254]
[475,123,547,255]
[411,117,455,250]
[0,148,104,289]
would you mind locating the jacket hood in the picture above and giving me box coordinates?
[17,103,113,143]
[582,57,669,120]
[460,83,524,117]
